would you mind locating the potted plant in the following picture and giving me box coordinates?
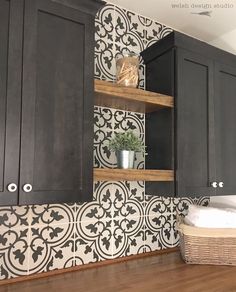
[108,131,145,169]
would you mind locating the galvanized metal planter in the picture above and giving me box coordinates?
[116,150,135,169]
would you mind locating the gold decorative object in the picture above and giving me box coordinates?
[116,53,139,87]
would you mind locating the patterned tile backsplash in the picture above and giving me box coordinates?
[0,4,210,280]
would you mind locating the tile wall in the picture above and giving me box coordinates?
[0,3,209,280]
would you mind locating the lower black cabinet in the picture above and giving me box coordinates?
[0,0,104,206]
[141,31,236,197]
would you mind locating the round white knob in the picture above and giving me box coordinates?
[7,183,17,192]
[23,184,32,193]
[219,182,224,188]
[211,182,218,188]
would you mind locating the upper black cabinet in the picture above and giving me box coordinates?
[141,31,236,197]
[0,0,23,205]
[214,63,236,195]
[176,49,215,197]
[0,0,104,206]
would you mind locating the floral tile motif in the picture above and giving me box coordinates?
[94,128,116,168]
[112,110,145,168]
[95,4,116,81]
[28,223,74,274]
[145,18,173,48]
[0,207,30,279]
[30,204,75,226]
[94,106,116,168]
[94,106,114,131]
[114,7,146,55]
[128,181,145,206]
[0,206,30,229]
[113,6,146,89]
[172,196,210,247]
[138,61,145,89]
[135,152,145,169]
[113,110,145,134]
[173,196,210,217]
[113,216,145,257]
[76,181,113,223]
[144,196,173,251]
[94,107,145,168]
[74,220,113,264]
[0,228,29,279]
[111,182,146,257]
[172,215,179,247]
[112,182,145,219]
[144,213,173,251]
[145,196,172,217]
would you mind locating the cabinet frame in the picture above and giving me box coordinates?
[0,0,104,206]
[141,30,236,197]
[0,0,24,205]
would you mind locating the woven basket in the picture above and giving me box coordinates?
[178,221,236,266]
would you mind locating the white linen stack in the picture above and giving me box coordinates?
[184,205,236,228]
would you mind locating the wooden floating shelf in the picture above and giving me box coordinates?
[94,79,174,113]
[94,168,174,182]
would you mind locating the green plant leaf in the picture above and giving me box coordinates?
[108,131,146,153]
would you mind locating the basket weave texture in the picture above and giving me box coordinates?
[178,222,236,266]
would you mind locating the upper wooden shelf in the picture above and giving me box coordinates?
[94,79,174,113]
[94,168,174,182]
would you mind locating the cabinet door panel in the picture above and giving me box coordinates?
[0,0,23,205]
[214,63,236,195]
[176,49,215,196]
[20,0,94,204]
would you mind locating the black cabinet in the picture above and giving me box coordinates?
[214,63,236,195]
[141,31,236,197]
[176,49,215,196]
[0,0,23,205]
[0,0,104,206]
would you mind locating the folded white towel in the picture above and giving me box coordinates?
[184,204,236,228]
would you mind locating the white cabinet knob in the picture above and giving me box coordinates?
[7,183,17,192]
[211,182,218,188]
[219,182,224,188]
[23,184,32,193]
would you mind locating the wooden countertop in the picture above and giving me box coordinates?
[2,251,236,291]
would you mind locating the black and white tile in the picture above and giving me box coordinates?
[171,197,210,246]
[112,180,146,256]
[0,206,30,279]
[30,204,75,226]
[0,206,30,229]
[28,223,74,274]
[0,227,29,279]
[144,196,173,251]
[113,216,145,257]
[113,6,146,89]
[94,106,115,168]
[94,105,145,169]
[145,19,173,48]
[95,4,116,81]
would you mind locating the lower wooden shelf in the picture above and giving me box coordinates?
[94,168,174,182]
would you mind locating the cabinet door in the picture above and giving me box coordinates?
[19,0,94,204]
[176,49,216,196]
[214,63,236,195]
[0,0,23,205]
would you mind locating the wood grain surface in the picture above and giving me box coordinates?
[2,250,236,291]
[95,79,174,113]
[94,168,174,181]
